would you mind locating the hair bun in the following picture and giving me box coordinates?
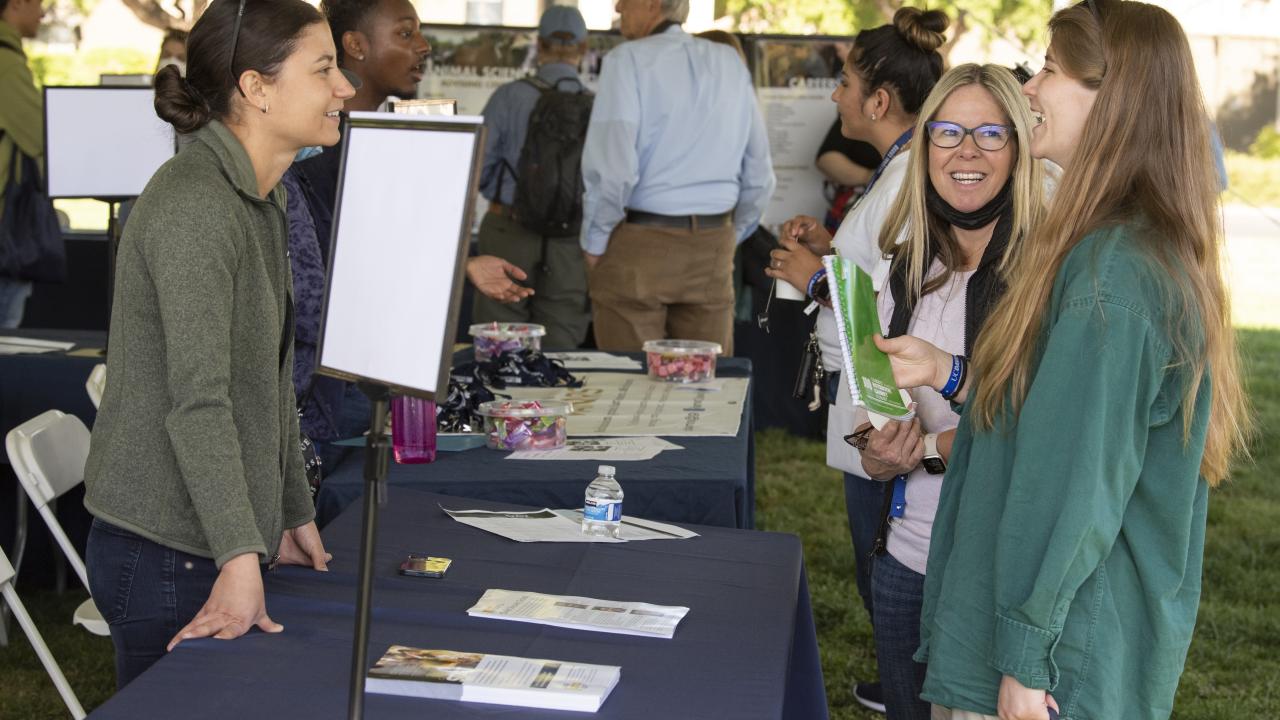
[153,64,211,134]
[894,7,950,54]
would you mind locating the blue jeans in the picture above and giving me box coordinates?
[0,278,32,328]
[86,518,222,689]
[871,552,930,720]
[831,368,882,620]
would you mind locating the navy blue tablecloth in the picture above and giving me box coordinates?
[316,357,756,530]
[89,489,827,719]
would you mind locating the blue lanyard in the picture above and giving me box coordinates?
[889,473,908,519]
[860,128,914,201]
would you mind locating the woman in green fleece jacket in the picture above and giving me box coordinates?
[876,2,1251,719]
[83,0,354,687]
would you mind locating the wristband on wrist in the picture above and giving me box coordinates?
[939,354,967,400]
[806,268,827,300]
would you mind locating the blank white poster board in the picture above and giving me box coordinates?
[316,112,484,399]
[43,87,176,199]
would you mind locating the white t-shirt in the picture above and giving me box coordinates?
[816,150,910,374]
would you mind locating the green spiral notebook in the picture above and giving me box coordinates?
[824,255,914,422]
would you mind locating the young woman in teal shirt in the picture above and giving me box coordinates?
[876,2,1251,719]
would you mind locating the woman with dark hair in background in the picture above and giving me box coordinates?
[763,7,949,712]
[83,0,354,688]
[878,2,1251,718]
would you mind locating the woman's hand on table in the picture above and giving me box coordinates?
[167,553,280,651]
[277,521,331,571]
[859,418,924,479]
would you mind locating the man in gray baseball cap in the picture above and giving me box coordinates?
[471,5,594,350]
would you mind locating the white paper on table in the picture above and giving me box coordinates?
[442,506,698,543]
[467,589,690,638]
[501,373,749,437]
[543,351,643,371]
[505,437,683,462]
[551,510,699,541]
[0,336,75,354]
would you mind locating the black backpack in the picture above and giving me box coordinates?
[505,76,593,237]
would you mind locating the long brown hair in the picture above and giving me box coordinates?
[967,0,1251,485]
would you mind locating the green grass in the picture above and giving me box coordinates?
[4,332,1279,718]
[1225,152,1280,209]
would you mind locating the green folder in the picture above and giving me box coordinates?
[824,256,914,420]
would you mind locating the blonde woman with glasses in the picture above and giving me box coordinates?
[861,63,1047,720]
[877,1,1252,719]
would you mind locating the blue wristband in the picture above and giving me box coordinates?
[940,354,964,399]
[806,268,827,300]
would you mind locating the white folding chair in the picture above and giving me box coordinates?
[85,364,106,409]
[0,546,87,719]
[6,410,109,637]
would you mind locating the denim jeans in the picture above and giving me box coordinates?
[829,370,883,620]
[85,518,221,689]
[871,552,931,720]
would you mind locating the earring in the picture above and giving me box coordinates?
[356,55,365,61]
[870,113,877,121]
[261,103,269,114]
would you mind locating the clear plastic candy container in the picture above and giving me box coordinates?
[469,322,547,361]
[478,400,571,451]
[642,339,723,383]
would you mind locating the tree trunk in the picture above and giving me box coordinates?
[119,0,190,32]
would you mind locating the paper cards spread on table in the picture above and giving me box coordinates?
[824,256,915,424]
[0,336,75,355]
[468,589,689,639]
[543,351,643,371]
[442,506,698,543]
[506,437,683,462]
[500,373,749,437]
[366,645,620,713]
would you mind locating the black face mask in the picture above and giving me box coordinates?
[926,177,1013,231]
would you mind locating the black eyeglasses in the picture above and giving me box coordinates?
[925,121,1013,151]
[228,0,247,95]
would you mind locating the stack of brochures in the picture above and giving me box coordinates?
[467,589,690,639]
[366,645,620,712]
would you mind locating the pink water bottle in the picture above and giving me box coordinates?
[391,395,437,464]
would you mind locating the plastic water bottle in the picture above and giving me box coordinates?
[391,395,437,464]
[582,465,623,538]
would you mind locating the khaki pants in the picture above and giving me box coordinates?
[473,212,590,350]
[931,706,998,720]
[588,220,736,354]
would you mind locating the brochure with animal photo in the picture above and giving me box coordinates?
[366,645,620,713]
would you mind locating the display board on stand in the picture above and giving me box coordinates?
[315,112,484,400]
[42,86,176,200]
[312,111,485,720]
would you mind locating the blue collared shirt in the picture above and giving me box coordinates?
[478,62,585,206]
[579,26,774,255]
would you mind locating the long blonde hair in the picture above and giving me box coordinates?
[967,0,1251,485]
[878,63,1048,305]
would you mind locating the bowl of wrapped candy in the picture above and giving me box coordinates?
[477,400,571,451]
[469,322,547,362]
[642,339,722,383]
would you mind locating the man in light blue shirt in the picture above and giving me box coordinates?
[473,6,592,350]
[580,0,773,353]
